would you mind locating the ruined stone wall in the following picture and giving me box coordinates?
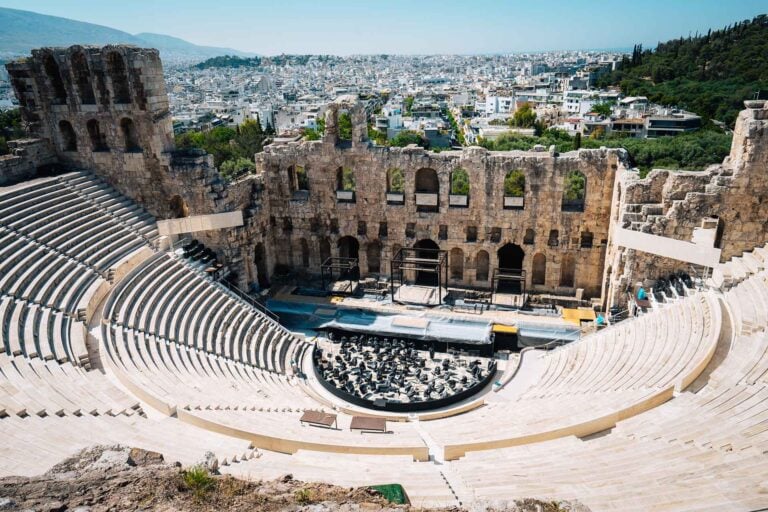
[247,98,621,298]
[0,138,56,185]
[11,46,767,308]
[605,101,768,306]
[6,45,176,216]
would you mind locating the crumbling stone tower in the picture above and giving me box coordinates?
[6,45,175,209]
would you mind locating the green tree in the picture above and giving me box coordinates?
[391,130,427,148]
[563,171,586,201]
[340,167,355,191]
[450,168,470,195]
[0,109,23,155]
[388,168,404,192]
[404,96,415,115]
[574,132,582,150]
[219,156,255,181]
[591,102,614,117]
[303,128,321,141]
[338,112,352,140]
[504,170,525,196]
[511,102,537,128]
[234,117,265,159]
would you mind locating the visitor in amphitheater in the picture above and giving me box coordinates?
[637,286,648,301]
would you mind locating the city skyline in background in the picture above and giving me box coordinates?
[0,0,765,55]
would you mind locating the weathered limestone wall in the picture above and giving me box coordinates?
[0,138,56,185]
[9,46,768,309]
[605,101,768,306]
[6,45,176,216]
[248,98,621,298]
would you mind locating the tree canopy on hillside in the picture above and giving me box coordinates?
[597,15,768,125]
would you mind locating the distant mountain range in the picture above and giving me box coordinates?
[0,7,255,63]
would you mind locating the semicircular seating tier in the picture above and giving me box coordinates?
[422,291,722,459]
[446,260,768,512]
[0,172,255,474]
[103,251,301,373]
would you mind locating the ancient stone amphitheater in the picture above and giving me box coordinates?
[1,46,768,511]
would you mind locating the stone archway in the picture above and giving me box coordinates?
[413,238,440,286]
[169,195,189,218]
[497,243,525,293]
[337,236,360,260]
[498,243,525,270]
[366,240,382,274]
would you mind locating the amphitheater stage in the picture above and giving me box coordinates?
[493,292,527,309]
[391,284,447,306]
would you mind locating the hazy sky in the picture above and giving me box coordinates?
[1,0,765,55]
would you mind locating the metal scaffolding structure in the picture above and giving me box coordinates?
[321,257,360,295]
[390,247,448,305]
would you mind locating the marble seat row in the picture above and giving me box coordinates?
[101,323,316,412]
[0,414,254,477]
[422,292,721,457]
[446,259,768,511]
[105,252,299,373]
[0,296,87,365]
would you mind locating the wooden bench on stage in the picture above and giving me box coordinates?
[300,410,338,429]
[350,416,388,434]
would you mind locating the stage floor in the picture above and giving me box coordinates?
[493,292,527,308]
[392,284,447,306]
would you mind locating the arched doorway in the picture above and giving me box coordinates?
[337,236,359,260]
[319,238,331,265]
[498,243,525,270]
[337,236,360,281]
[413,239,439,286]
[532,253,546,285]
[254,243,269,288]
[366,240,382,274]
[450,247,464,280]
[169,195,189,218]
[497,243,525,293]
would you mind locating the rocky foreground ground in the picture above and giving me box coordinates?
[0,446,588,511]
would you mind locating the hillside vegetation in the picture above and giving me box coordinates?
[597,15,768,125]
[479,129,732,178]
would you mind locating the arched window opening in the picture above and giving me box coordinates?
[560,254,576,288]
[107,52,131,104]
[548,229,559,247]
[58,120,77,152]
[86,119,109,152]
[450,248,464,280]
[503,169,525,209]
[120,118,141,152]
[449,168,469,207]
[366,241,382,274]
[415,168,439,212]
[335,167,355,202]
[562,170,586,212]
[387,168,404,193]
[523,228,535,245]
[476,250,490,282]
[532,253,546,285]
[42,54,67,105]
[71,51,95,104]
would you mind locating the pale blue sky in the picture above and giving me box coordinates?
[1,0,766,54]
